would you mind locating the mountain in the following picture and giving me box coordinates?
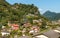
[0,0,48,25]
[43,10,60,21]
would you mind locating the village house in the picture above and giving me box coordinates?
[43,30,60,38]
[11,24,19,30]
[51,20,60,25]
[23,22,32,27]
[1,31,10,36]
[8,21,19,30]
[33,19,42,25]
[33,27,60,38]
[29,26,40,35]
[33,20,39,23]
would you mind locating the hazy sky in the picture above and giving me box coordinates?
[6,0,60,14]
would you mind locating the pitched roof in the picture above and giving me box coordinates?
[43,30,60,38]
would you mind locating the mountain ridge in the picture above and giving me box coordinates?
[43,10,60,21]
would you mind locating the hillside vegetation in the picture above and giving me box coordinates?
[0,0,48,25]
[43,10,60,21]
